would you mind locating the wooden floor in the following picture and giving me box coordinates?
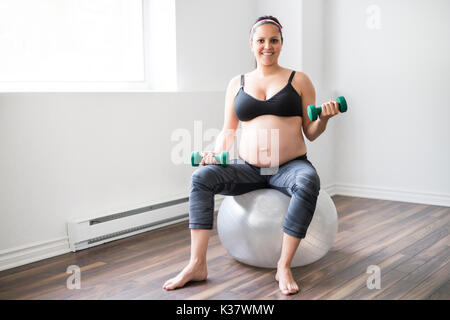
[0,195,449,300]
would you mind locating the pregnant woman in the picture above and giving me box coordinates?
[163,15,339,295]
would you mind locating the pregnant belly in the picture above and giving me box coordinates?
[238,115,307,167]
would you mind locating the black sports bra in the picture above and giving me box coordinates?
[234,70,303,121]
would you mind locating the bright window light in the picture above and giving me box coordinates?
[0,0,175,91]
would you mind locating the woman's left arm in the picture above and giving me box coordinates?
[294,72,338,141]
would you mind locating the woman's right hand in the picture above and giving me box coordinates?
[200,151,218,165]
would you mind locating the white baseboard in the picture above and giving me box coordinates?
[1,186,447,272]
[0,196,226,272]
[0,237,70,272]
[215,185,450,207]
[331,183,450,207]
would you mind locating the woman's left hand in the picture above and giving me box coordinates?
[319,99,340,120]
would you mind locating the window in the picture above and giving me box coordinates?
[0,0,177,91]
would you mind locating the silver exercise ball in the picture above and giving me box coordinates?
[217,189,338,268]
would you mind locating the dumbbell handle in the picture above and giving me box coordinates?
[191,151,229,167]
[307,96,348,121]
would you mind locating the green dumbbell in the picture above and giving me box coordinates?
[307,96,348,121]
[191,151,229,167]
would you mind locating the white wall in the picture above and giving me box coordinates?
[0,92,225,251]
[324,0,450,204]
[0,0,261,270]
[176,0,256,91]
[299,0,337,188]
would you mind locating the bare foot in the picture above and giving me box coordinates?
[275,265,300,295]
[163,261,208,290]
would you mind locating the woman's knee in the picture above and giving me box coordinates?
[191,165,224,190]
[292,167,320,197]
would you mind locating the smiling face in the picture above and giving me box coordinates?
[250,23,283,67]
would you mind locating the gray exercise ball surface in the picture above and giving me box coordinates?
[217,189,338,268]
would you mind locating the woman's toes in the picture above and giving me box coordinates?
[279,284,289,295]
[290,283,299,294]
[163,277,179,290]
[278,280,299,295]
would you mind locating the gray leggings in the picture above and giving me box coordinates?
[189,154,320,239]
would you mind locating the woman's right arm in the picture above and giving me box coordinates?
[214,75,240,153]
[201,75,240,165]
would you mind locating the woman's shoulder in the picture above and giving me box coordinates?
[227,74,243,90]
[291,70,313,87]
[225,74,243,98]
[290,69,310,80]
[289,70,314,97]
[271,67,306,81]
[230,73,242,83]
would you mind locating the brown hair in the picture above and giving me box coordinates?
[250,15,284,42]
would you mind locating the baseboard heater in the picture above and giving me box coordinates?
[67,197,190,252]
